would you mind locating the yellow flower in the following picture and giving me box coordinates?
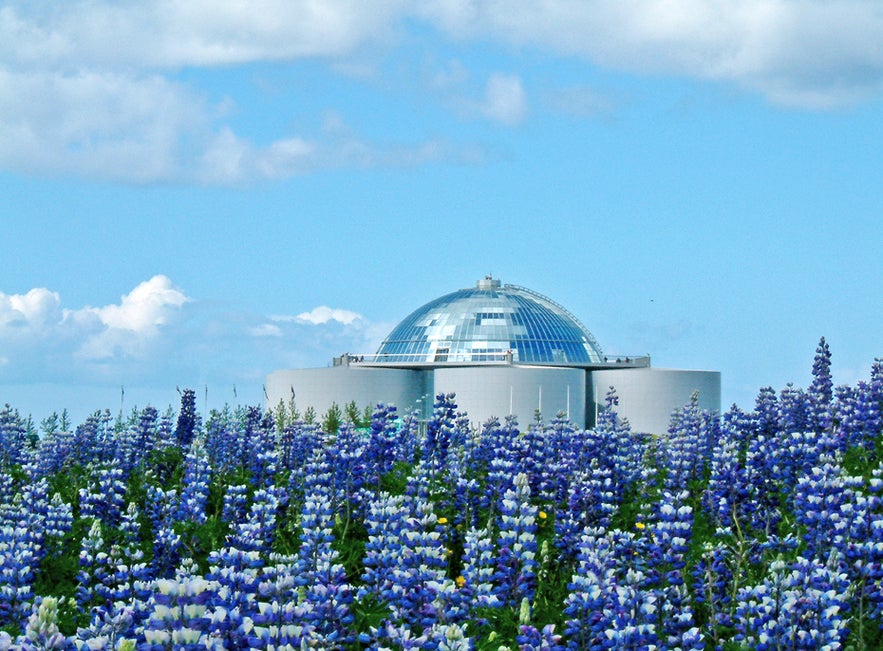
[455,575,466,588]
[539,511,547,520]
[437,517,448,525]
[635,522,646,530]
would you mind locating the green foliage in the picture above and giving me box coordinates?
[175,515,228,575]
[332,515,368,585]
[379,461,413,496]
[322,401,343,434]
[303,406,316,424]
[144,444,184,489]
[344,401,362,427]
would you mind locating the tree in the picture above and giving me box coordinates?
[344,401,361,426]
[323,402,343,434]
[304,406,316,425]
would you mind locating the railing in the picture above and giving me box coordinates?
[332,352,650,368]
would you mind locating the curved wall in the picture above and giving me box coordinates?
[432,366,586,429]
[588,367,721,434]
[266,367,425,418]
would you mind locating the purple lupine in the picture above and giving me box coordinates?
[555,464,615,560]
[177,440,211,525]
[79,465,127,529]
[296,453,354,646]
[734,556,850,650]
[808,337,833,435]
[140,577,223,651]
[492,473,538,609]
[245,555,315,649]
[692,542,733,644]
[220,484,249,527]
[366,404,401,488]
[0,522,38,628]
[0,404,29,470]
[703,423,750,532]
[646,489,693,594]
[76,519,103,612]
[423,393,458,471]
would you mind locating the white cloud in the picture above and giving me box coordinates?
[0,68,205,182]
[3,0,883,184]
[480,74,527,125]
[0,276,191,385]
[73,275,189,360]
[420,0,883,108]
[0,287,62,332]
[287,306,364,326]
[250,324,283,338]
[0,1,406,71]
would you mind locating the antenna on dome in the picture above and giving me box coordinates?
[477,275,501,290]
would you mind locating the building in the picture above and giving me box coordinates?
[266,277,720,433]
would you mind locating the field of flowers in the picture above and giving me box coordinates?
[0,338,881,650]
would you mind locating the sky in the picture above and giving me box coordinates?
[1,0,882,426]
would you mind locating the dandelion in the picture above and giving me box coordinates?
[635,522,646,530]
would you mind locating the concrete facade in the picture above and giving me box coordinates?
[588,368,721,434]
[432,365,586,427]
[266,366,425,418]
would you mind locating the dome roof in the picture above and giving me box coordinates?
[375,277,604,365]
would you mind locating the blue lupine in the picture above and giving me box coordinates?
[76,519,103,611]
[734,556,850,650]
[0,522,38,627]
[517,623,565,651]
[366,404,401,488]
[493,472,538,609]
[0,404,29,470]
[647,489,693,589]
[74,604,137,650]
[691,543,733,641]
[140,576,223,651]
[177,440,211,525]
[79,465,127,529]
[555,463,615,560]
[221,484,249,526]
[295,453,354,645]
[20,596,70,651]
[808,337,833,435]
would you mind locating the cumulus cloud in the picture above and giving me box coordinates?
[282,306,364,326]
[75,275,189,360]
[0,287,62,333]
[0,275,190,385]
[3,0,883,183]
[419,0,883,108]
[0,1,405,70]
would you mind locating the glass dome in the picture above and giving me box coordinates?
[374,277,604,365]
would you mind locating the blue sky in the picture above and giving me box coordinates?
[1,1,882,425]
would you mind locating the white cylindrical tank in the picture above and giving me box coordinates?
[589,367,720,434]
[266,367,425,419]
[432,365,586,429]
